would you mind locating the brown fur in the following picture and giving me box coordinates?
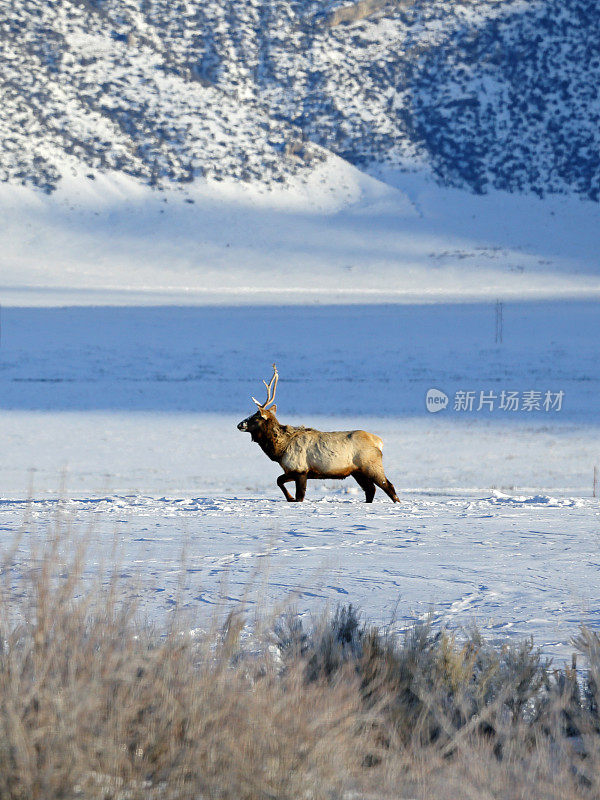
[237,406,399,503]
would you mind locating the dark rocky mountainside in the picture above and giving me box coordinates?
[3,0,599,199]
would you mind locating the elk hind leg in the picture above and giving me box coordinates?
[374,474,399,503]
[364,464,400,503]
[353,472,376,503]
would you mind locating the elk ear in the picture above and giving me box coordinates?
[269,404,277,415]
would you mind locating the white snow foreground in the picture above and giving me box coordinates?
[1,488,597,663]
[1,161,599,306]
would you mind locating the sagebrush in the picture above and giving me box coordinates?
[1,532,599,799]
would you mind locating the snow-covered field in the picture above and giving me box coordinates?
[3,479,599,664]
[1,279,599,661]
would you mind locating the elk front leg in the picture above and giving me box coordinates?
[277,472,297,502]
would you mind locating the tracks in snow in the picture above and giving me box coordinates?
[0,491,598,662]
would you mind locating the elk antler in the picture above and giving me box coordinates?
[252,363,278,409]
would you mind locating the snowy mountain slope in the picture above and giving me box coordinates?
[2,0,599,199]
[1,0,321,190]
[2,163,599,306]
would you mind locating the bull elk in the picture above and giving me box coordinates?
[237,365,399,503]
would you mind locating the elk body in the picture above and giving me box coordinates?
[237,366,399,503]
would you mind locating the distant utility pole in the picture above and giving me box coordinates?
[495,299,504,344]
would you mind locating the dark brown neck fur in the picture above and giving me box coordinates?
[251,418,301,462]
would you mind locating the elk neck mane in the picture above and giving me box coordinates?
[251,418,315,462]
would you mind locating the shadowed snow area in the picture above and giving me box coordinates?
[0,301,598,418]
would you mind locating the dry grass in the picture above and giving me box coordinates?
[1,530,600,800]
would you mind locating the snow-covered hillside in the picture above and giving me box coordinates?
[3,163,600,306]
[3,0,600,199]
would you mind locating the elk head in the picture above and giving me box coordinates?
[237,364,279,438]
